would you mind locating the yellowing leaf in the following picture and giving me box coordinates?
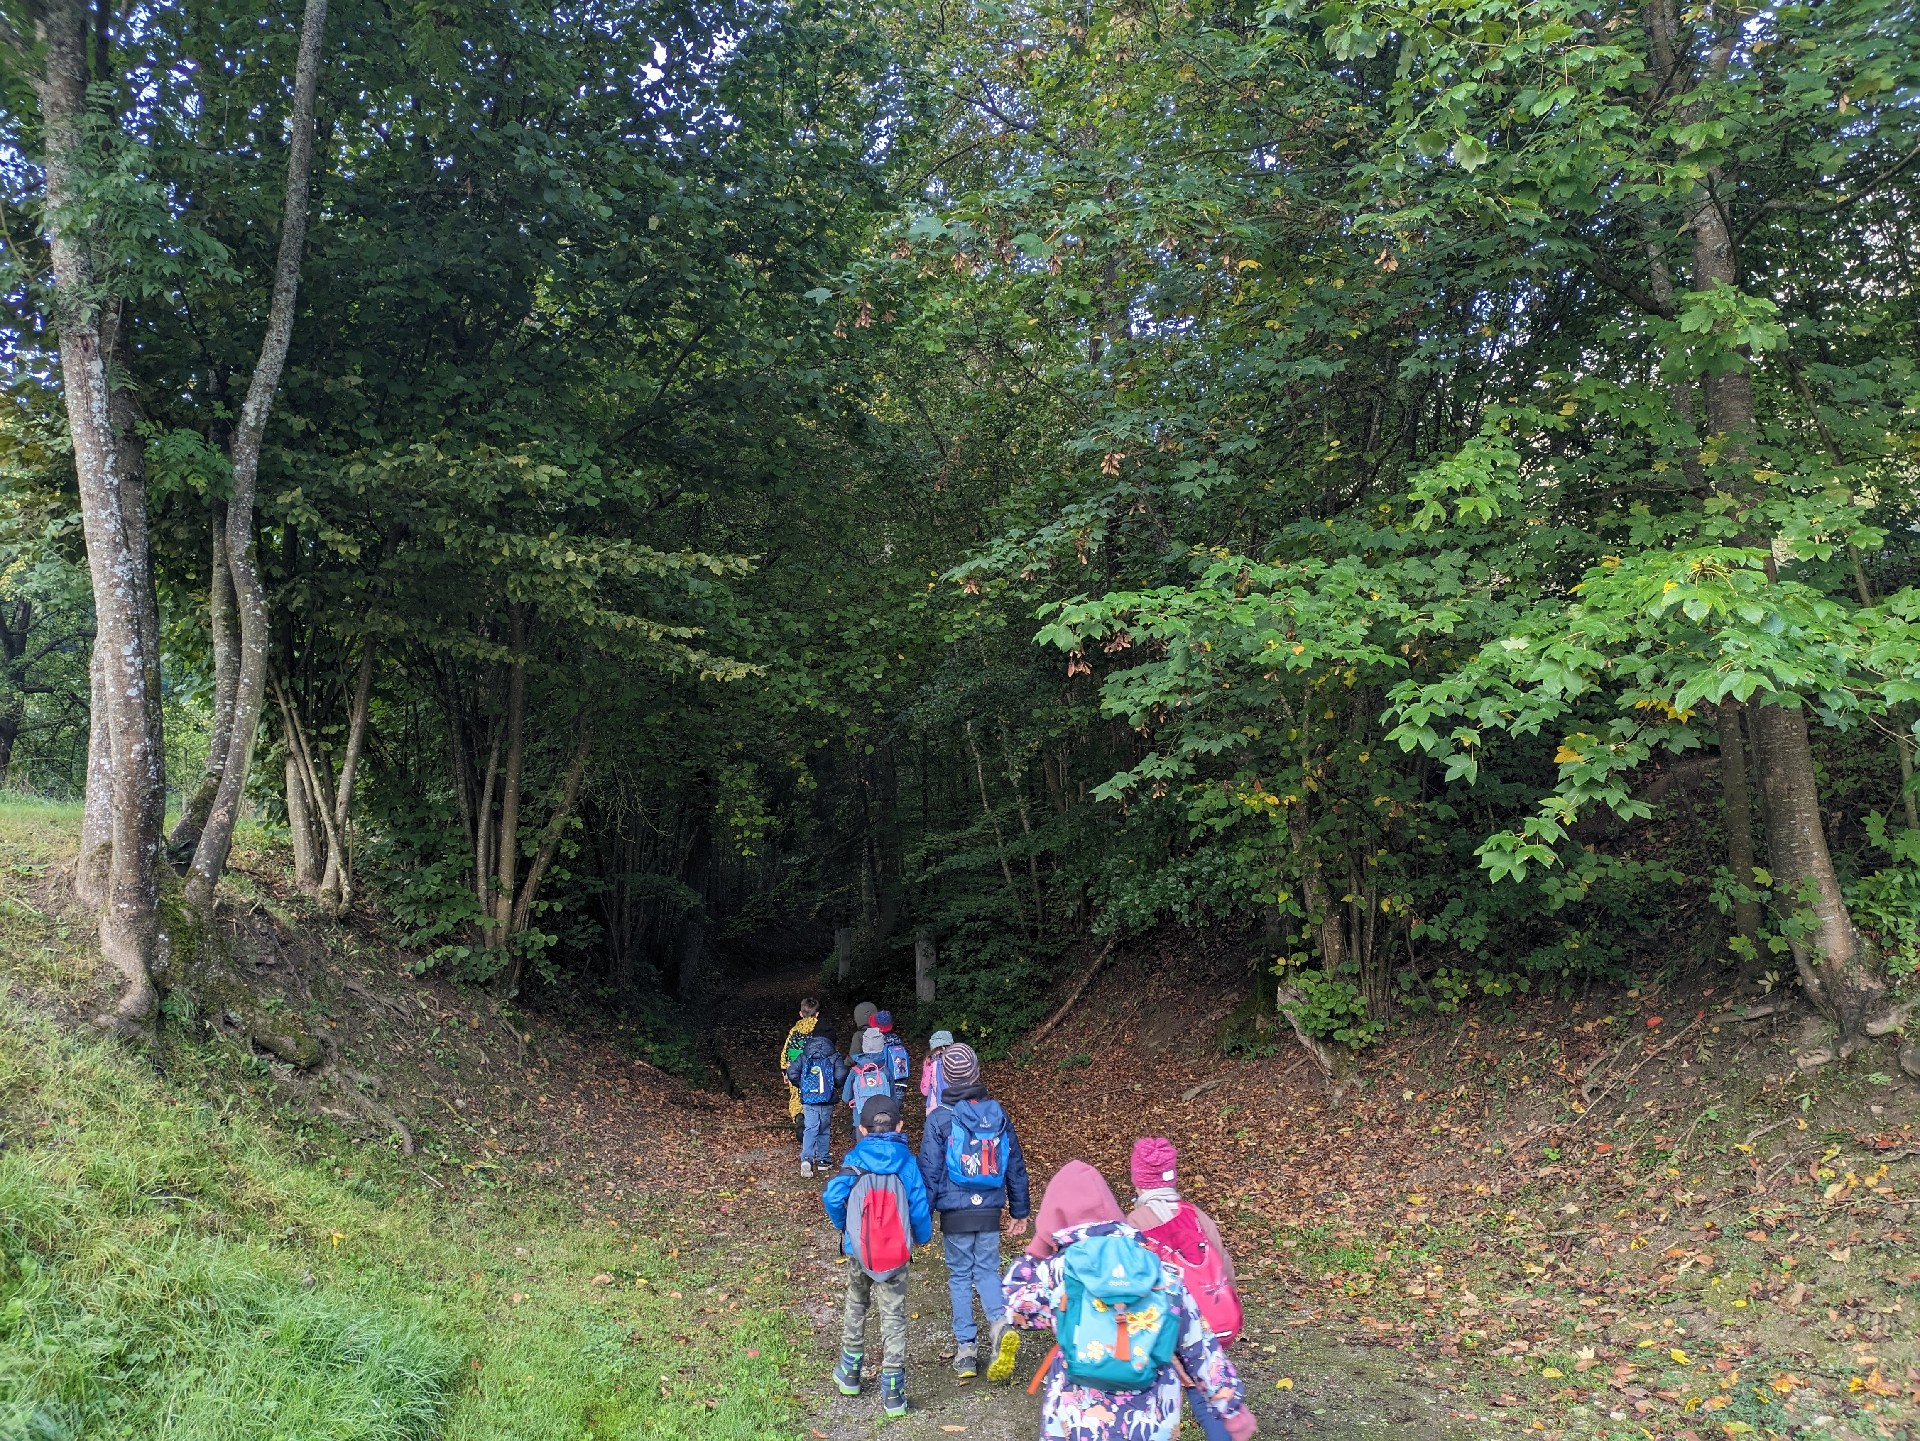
[1554,745,1585,765]
[1670,1348,1692,1365]
[1275,1377,1294,1390]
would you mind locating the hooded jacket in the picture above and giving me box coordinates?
[823,1130,934,1255]
[917,1082,1032,1233]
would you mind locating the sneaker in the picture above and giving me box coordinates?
[986,1320,1020,1384]
[952,1344,978,1379]
[880,1369,907,1417]
[799,1160,814,1178]
[833,1350,863,1396]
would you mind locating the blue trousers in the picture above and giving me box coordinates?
[940,1228,1005,1345]
[800,1103,834,1164]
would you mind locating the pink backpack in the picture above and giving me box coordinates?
[1137,1202,1243,1345]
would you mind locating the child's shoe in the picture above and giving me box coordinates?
[986,1320,1019,1383]
[952,1344,978,1379]
[833,1350,863,1396]
[880,1369,907,1417]
[800,1160,813,1178]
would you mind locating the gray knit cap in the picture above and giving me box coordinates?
[862,1027,886,1055]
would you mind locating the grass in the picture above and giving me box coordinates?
[0,1005,807,1441]
[0,797,809,1441]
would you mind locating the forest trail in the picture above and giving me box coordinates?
[686,959,1474,1440]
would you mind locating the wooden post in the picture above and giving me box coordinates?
[835,926,853,983]
[915,928,936,1005]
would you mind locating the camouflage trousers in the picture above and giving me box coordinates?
[841,1265,910,1373]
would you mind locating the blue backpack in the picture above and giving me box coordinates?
[1056,1232,1180,1392]
[882,1033,912,1086]
[796,1036,836,1105]
[847,1058,892,1111]
[943,1100,1009,1191]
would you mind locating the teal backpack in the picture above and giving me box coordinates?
[1055,1232,1181,1391]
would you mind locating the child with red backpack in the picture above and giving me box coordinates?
[1127,1138,1245,1440]
[917,1042,1031,1383]
[823,1094,933,1418]
[1002,1161,1256,1441]
[843,1028,896,1120]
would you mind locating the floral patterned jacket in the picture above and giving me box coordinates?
[1002,1220,1247,1441]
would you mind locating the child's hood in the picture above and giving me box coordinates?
[844,1131,919,1175]
[945,1088,999,1121]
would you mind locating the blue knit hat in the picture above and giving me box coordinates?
[873,1010,894,1032]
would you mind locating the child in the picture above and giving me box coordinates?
[784,1024,845,1177]
[917,1042,1030,1382]
[1128,1137,1246,1440]
[823,1094,932,1418]
[843,1028,895,1121]
[920,1029,954,1116]
[1002,1161,1256,1441]
[778,998,821,1143]
[873,1010,913,1092]
[847,1001,878,1062]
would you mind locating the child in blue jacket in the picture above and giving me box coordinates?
[824,1095,933,1417]
[917,1043,1031,1384]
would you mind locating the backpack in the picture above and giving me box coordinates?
[882,1033,912,1086]
[1137,1203,1243,1345]
[841,1167,913,1281]
[781,1025,809,1072]
[796,1035,836,1105]
[1055,1232,1181,1391]
[847,1058,892,1111]
[943,1100,1009,1191]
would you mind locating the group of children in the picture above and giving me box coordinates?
[780,997,1258,1439]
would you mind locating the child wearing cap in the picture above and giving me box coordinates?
[920,1030,954,1116]
[824,1094,932,1418]
[918,1042,1031,1383]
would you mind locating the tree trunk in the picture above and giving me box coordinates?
[185,0,330,907]
[915,927,936,1004]
[502,717,592,997]
[316,639,377,909]
[76,632,113,907]
[492,606,527,949]
[285,751,323,889]
[35,0,165,1034]
[1680,92,1888,1045]
[169,505,238,859]
[1717,700,1764,950]
[1748,702,1887,1045]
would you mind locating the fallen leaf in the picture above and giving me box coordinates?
[1275,1377,1294,1389]
[590,1273,614,1285]
[1670,1349,1692,1365]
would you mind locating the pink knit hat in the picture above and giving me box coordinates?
[1131,1136,1178,1190]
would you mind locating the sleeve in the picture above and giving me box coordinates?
[1196,1205,1237,1287]
[823,1169,853,1232]
[1003,1123,1031,1220]
[841,1069,854,1103]
[785,1053,802,1087]
[919,1112,952,1213]
[905,1159,934,1246]
[1172,1283,1246,1422]
[1000,1252,1061,1333]
[836,1054,851,1086]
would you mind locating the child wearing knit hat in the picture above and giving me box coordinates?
[917,1043,1032,1383]
[1127,1137,1247,1441]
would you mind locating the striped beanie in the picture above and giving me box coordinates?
[939,1042,981,1088]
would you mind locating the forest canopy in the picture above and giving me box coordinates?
[2,0,1917,1067]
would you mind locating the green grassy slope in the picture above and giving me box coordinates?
[0,801,806,1441]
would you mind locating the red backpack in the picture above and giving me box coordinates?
[1137,1202,1243,1345]
[842,1169,912,1280]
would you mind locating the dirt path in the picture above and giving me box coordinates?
[700,963,1473,1440]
